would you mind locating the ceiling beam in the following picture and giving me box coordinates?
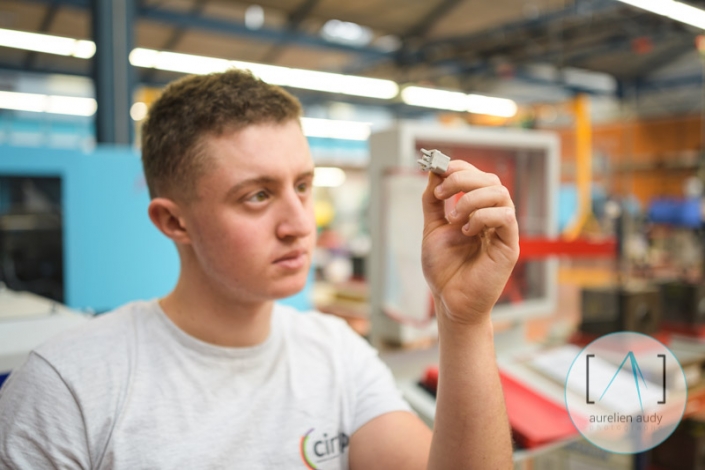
[416,30,692,95]
[408,0,619,65]
[139,5,387,58]
[402,0,464,39]
[141,0,208,83]
[260,0,321,64]
[624,40,696,80]
[22,0,391,60]
[345,0,620,74]
[160,0,208,51]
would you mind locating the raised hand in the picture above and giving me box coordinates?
[421,159,520,326]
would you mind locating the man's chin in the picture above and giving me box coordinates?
[270,276,309,300]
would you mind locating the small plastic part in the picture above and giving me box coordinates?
[417,148,450,175]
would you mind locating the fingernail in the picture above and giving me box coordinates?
[450,209,458,219]
[462,223,470,232]
[435,185,444,197]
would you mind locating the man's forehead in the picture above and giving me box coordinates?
[195,124,313,196]
[204,122,310,163]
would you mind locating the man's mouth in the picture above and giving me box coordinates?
[273,250,307,270]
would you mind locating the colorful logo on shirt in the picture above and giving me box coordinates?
[299,428,350,469]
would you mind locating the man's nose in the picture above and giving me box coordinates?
[276,189,314,240]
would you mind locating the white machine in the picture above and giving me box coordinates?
[0,285,91,386]
[368,122,560,346]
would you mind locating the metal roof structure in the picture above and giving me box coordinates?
[0,0,705,130]
[0,0,702,96]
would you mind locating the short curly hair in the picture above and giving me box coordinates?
[141,68,302,201]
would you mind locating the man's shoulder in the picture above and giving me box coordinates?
[33,300,150,372]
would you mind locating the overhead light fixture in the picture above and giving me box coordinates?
[0,27,398,101]
[401,86,518,117]
[129,48,399,99]
[300,117,371,140]
[313,167,347,187]
[0,28,95,58]
[245,5,265,30]
[130,102,148,121]
[617,0,705,29]
[401,87,469,112]
[321,20,373,47]
[466,94,518,118]
[129,48,231,75]
[0,91,97,116]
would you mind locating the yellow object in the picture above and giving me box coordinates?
[136,87,162,106]
[314,199,335,228]
[563,94,593,240]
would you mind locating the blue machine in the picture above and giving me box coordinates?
[648,197,702,228]
[0,144,312,313]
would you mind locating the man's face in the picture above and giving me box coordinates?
[180,120,316,303]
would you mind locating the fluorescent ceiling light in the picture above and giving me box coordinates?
[0,28,397,100]
[0,28,95,58]
[402,86,518,117]
[313,167,347,187]
[0,91,97,116]
[617,0,705,29]
[300,117,371,140]
[466,94,518,118]
[401,87,469,112]
[129,48,230,75]
[0,27,398,100]
[130,48,398,99]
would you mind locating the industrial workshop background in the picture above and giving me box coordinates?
[3,0,705,468]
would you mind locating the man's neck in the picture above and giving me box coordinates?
[159,273,274,348]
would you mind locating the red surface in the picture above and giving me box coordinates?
[421,365,439,393]
[518,237,617,259]
[661,321,705,339]
[569,330,672,348]
[499,371,582,449]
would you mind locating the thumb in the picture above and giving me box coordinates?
[421,171,447,232]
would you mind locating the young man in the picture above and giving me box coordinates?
[0,69,519,469]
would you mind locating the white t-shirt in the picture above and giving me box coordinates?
[0,299,411,469]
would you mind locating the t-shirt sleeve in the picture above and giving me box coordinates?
[343,328,413,434]
[0,352,90,469]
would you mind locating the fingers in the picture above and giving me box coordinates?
[422,158,518,249]
[433,160,501,201]
[446,185,513,225]
[432,159,518,248]
[422,171,447,229]
[462,207,519,249]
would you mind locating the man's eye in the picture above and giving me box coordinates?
[248,191,269,202]
[296,182,309,193]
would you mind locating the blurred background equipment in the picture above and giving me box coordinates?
[0,176,63,302]
[659,280,705,326]
[0,285,90,388]
[368,122,560,346]
[579,284,662,336]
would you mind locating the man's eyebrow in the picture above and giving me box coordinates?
[225,170,315,199]
[298,170,315,180]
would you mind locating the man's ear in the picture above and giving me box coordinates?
[148,197,191,245]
